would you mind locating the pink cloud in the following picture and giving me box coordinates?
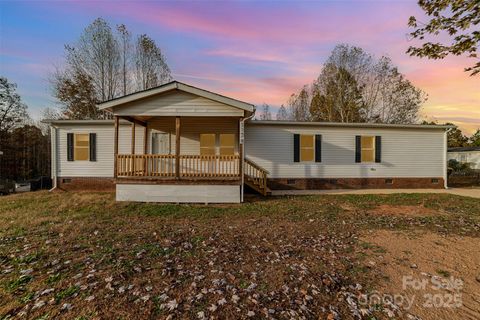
[204,49,289,64]
[6,1,477,134]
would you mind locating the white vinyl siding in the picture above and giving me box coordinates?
[54,121,446,179]
[147,117,238,155]
[54,118,239,177]
[56,123,145,177]
[113,91,244,117]
[244,124,445,178]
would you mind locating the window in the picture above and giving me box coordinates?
[200,134,216,156]
[361,136,375,162]
[300,134,315,162]
[74,133,89,161]
[219,134,235,155]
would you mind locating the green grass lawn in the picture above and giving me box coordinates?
[0,191,479,319]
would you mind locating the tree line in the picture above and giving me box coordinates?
[256,43,479,148]
[257,44,428,124]
[0,18,173,181]
[0,77,50,180]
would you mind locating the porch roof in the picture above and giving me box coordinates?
[97,81,255,114]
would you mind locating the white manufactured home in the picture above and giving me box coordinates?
[47,81,450,203]
[448,147,480,170]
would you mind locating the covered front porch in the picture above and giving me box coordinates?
[99,81,268,202]
[113,116,242,181]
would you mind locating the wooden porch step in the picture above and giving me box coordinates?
[244,175,271,196]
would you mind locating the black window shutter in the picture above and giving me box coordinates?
[89,133,97,161]
[67,133,74,161]
[375,136,381,163]
[315,134,322,162]
[293,134,300,162]
[355,136,361,163]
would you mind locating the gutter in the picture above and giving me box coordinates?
[49,125,58,192]
[240,112,255,202]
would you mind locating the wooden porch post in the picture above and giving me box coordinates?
[131,121,136,175]
[175,116,180,178]
[131,122,136,154]
[114,116,119,178]
[143,125,148,176]
[143,126,148,154]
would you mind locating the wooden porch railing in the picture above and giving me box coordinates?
[116,154,240,178]
[179,155,240,177]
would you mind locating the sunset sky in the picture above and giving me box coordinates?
[1,1,478,134]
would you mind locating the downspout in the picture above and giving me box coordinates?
[49,125,58,192]
[444,127,452,189]
[240,112,255,202]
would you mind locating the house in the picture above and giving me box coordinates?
[46,81,450,203]
[448,146,480,170]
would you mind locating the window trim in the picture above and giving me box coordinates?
[74,133,90,161]
[300,134,315,162]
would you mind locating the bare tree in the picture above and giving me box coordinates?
[135,34,172,91]
[36,107,63,135]
[258,103,272,120]
[311,65,364,122]
[292,44,426,124]
[116,24,132,96]
[65,18,121,102]
[287,86,311,121]
[276,105,290,120]
[52,18,172,120]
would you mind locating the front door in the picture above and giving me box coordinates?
[152,132,170,154]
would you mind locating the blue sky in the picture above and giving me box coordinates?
[1,0,478,133]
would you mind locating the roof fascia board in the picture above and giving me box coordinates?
[247,120,453,130]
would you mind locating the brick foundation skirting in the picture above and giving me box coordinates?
[268,177,445,190]
[57,176,445,191]
[57,177,115,191]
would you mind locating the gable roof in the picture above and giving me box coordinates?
[97,81,255,113]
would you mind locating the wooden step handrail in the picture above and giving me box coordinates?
[244,157,270,174]
[244,158,269,195]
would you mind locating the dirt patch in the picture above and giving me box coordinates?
[368,205,441,217]
[362,230,480,320]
